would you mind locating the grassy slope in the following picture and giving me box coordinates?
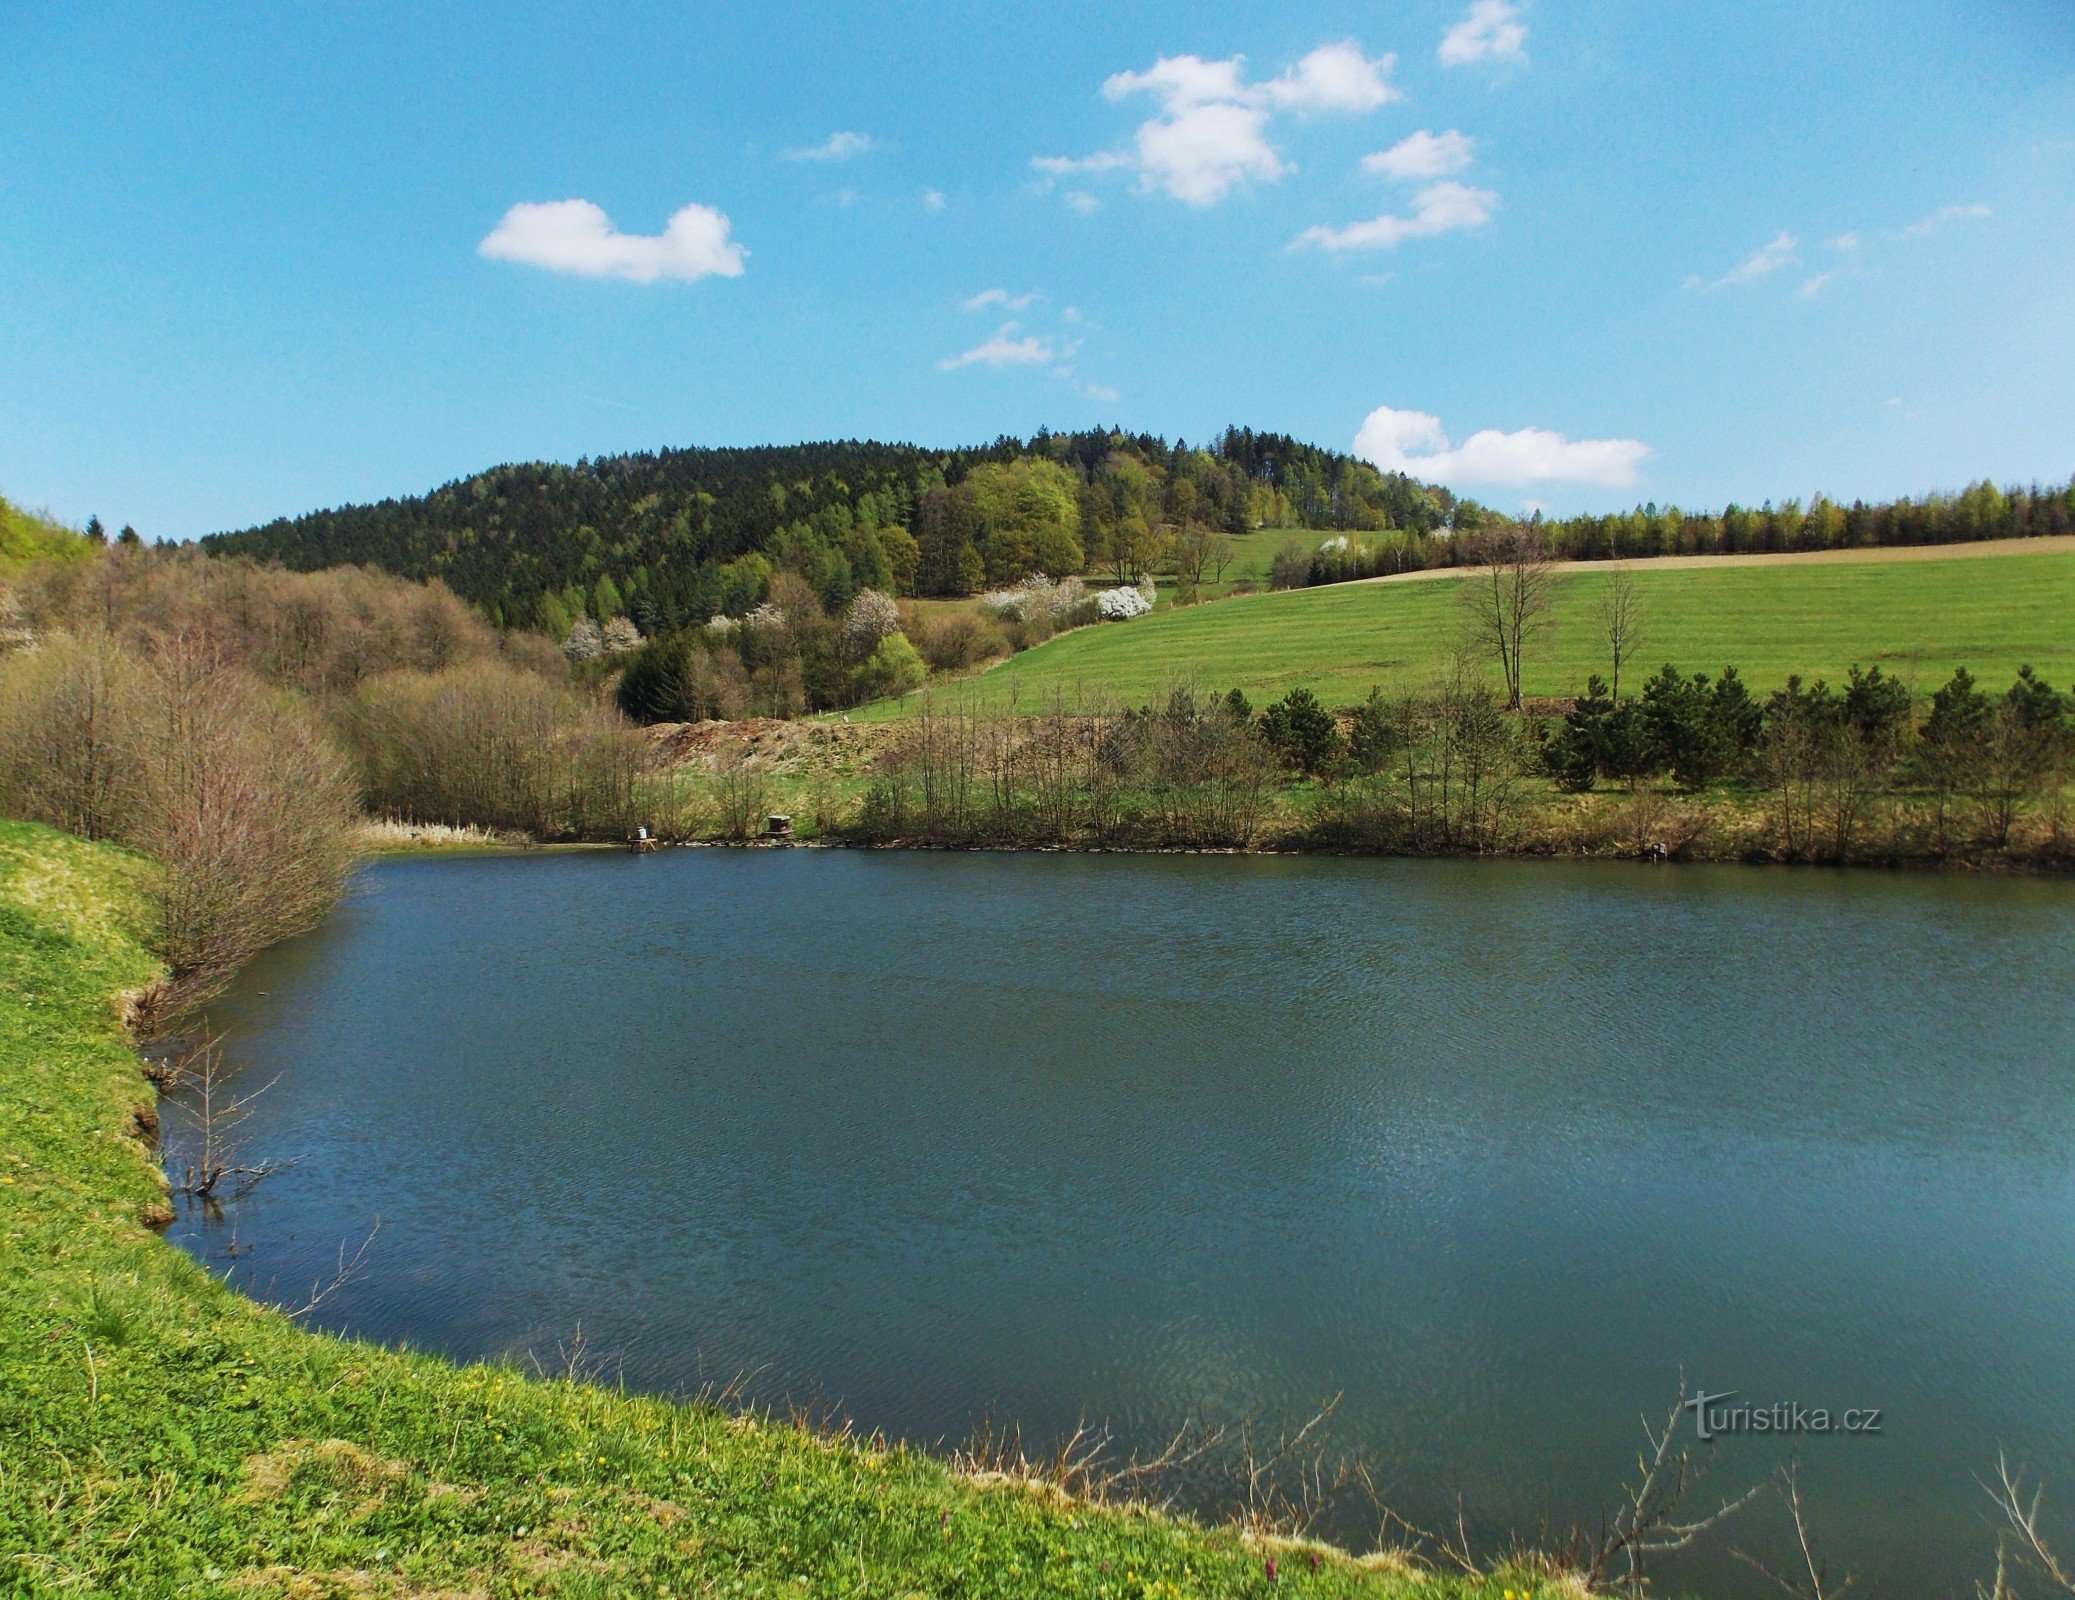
[874,545,2075,717]
[0,820,1543,1599]
[0,494,91,569]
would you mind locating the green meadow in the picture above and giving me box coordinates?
[875,544,2075,717]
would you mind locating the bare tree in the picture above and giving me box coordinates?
[1734,1464,1853,1599]
[163,1035,293,1201]
[1561,1384,1763,1594]
[1460,523,1559,710]
[1983,1455,2075,1597]
[1598,569,1644,702]
[1206,531,1236,587]
[1169,524,1216,591]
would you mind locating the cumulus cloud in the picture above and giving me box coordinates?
[1132,100,1285,205]
[1262,42,1399,114]
[963,288,1043,312]
[1363,128,1476,180]
[1036,42,1394,208]
[938,323,1056,370]
[922,189,947,211]
[478,199,745,283]
[786,131,874,162]
[1294,181,1496,251]
[1355,405,1650,487]
[1439,1,1527,66]
[1899,202,1991,238]
[1064,191,1101,214]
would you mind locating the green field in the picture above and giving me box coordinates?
[876,545,2075,716]
[0,819,1542,1598]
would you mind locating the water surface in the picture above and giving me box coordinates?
[174,851,2075,1596]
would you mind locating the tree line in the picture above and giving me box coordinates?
[1270,477,2075,591]
[848,660,2071,867]
[198,429,1454,634]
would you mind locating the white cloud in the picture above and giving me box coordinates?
[1363,128,1475,180]
[1262,42,1398,114]
[1355,405,1650,486]
[938,323,1056,370]
[478,199,745,283]
[1102,54,1252,112]
[1797,272,1839,299]
[1064,191,1101,214]
[1439,1,1527,66]
[963,288,1043,313]
[922,189,947,211]
[1686,230,1798,290]
[1899,202,1991,238]
[1032,151,1135,178]
[1294,181,1496,251]
[1038,42,1393,208]
[1830,231,1860,251]
[1133,100,1285,205]
[786,131,874,162]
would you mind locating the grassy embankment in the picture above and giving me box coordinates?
[866,542,2075,719]
[0,494,92,570]
[0,819,1549,1597]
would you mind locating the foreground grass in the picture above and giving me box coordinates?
[0,819,1555,1599]
[869,544,2075,718]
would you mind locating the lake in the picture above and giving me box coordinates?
[170,849,2075,1596]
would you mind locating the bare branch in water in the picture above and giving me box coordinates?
[283,1218,380,1321]
[1981,1455,2075,1597]
[1733,1462,1854,1599]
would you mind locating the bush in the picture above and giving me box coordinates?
[1259,688,1345,775]
[909,610,1006,674]
[854,632,927,701]
[0,629,358,988]
[1096,584,1152,621]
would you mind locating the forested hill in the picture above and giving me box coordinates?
[201,429,1455,635]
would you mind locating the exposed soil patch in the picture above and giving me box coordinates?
[648,717,895,776]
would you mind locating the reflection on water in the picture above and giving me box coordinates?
[173,850,2075,1596]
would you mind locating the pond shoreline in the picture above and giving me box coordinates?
[366,829,2075,876]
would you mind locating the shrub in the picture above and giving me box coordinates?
[1096,585,1152,621]
[855,632,927,701]
[909,611,1006,674]
[0,628,358,988]
[1259,688,1345,775]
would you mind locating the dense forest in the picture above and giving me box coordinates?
[201,430,1455,634]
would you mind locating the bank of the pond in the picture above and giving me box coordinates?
[0,820,1553,1599]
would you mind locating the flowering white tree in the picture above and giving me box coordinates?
[979,573,1087,622]
[601,615,643,654]
[562,616,604,661]
[845,588,900,650]
[1096,584,1152,621]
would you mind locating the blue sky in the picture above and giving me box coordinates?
[2,0,2071,538]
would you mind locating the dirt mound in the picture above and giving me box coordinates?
[647,717,893,776]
